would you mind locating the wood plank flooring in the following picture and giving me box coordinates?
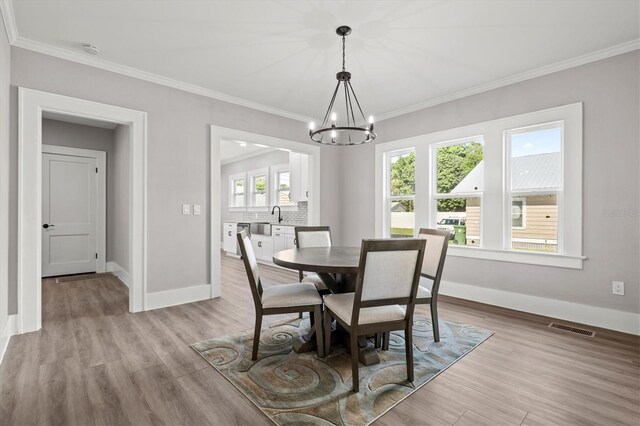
[1,255,638,425]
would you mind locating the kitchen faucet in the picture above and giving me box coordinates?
[271,205,283,223]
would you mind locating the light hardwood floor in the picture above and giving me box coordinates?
[1,255,638,425]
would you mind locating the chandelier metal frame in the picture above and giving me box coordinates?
[309,26,376,146]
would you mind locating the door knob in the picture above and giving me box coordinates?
[42,224,54,229]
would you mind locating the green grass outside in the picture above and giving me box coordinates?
[390,227,414,238]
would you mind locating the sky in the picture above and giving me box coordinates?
[511,126,561,158]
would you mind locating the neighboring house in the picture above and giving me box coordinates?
[451,152,560,251]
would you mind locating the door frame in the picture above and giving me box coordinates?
[210,125,321,299]
[18,88,148,333]
[41,144,107,275]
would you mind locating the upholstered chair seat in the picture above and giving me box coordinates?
[323,293,405,325]
[261,283,322,308]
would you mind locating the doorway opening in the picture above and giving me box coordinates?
[210,125,321,299]
[40,116,131,317]
[18,88,147,333]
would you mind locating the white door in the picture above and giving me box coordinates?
[42,153,98,277]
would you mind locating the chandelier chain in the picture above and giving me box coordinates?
[342,36,346,71]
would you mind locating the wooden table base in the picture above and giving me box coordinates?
[291,317,381,366]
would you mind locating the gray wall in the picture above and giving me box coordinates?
[340,51,640,314]
[41,119,130,273]
[220,150,289,224]
[8,47,342,313]
[0,15,10,333]
[109,125,129,271]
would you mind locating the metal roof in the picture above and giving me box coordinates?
[450,152,561,194]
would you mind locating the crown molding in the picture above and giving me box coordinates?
[375,39,640,122]
[11,36,313,122]
[1,0,638,125]
[0,0,17,43]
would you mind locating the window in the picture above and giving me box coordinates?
[511,197,526,229]
[375,103,583,269]
[432,139,484,247]
[385,149,415,238]
[271,164,295,207]
[506,123,562,252]
[247,168,269,209]
[229,172,246,209]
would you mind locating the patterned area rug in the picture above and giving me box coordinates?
[191,316,492,425]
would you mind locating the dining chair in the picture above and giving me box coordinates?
[294,226,333,294]
[415,228,449,342]
[237,230,324,360]
[380,228,449,349]
[323,238,426,392]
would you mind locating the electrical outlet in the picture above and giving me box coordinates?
[182,204,191,215]
[193,204,201,215]
[612,281,625,296]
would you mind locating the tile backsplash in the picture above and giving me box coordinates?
[241,202,308,225]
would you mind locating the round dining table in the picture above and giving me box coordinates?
[272,247,381,366]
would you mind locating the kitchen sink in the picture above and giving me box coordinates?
[250,222,271,236]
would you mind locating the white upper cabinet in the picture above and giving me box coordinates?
[289,152,309,202]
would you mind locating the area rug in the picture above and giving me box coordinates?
[191,316,492,425]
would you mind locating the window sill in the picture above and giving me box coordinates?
[247,206,269,212]
[447,245,585,269]
[228,207,246,212]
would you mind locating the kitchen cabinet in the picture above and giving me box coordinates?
[251,234,273,261]
[223,222,237,254]
[272,229,286,254]
[273,226,296,254]
[285,234,296,250]
[289,152,309,202]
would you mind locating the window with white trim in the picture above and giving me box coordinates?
[506,123,562,253]
[229,172,246,210]
[271,164,295,207]
[384,148,415,238]
[374,103,583,269]
[248,168,269,209]
[431,138,484,247]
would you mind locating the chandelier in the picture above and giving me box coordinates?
[309,26,376,146]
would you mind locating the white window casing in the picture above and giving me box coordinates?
[375,103,584,269]
[228,172,246,211]
[247,167,269,211]
[270,163,297,210]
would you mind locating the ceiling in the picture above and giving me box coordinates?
[7,1,640,121]
[220,140,278,164]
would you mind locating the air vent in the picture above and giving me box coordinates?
[549,322,596,337]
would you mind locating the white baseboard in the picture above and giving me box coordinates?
[0,314,18,365]
[441,280,640,335]
[146,284,212,311]
[106,261,130,288]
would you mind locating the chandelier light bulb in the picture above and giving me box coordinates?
[368,116,374,124]
[309,122,315,131]
[331,130,337,138]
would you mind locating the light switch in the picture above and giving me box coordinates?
[193,204,201,215]
[182,204,191,215]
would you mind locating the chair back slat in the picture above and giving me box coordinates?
[351,239,426,326]
[236,230,263,307]
[417,228,449,296]
[295,226,332,248]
